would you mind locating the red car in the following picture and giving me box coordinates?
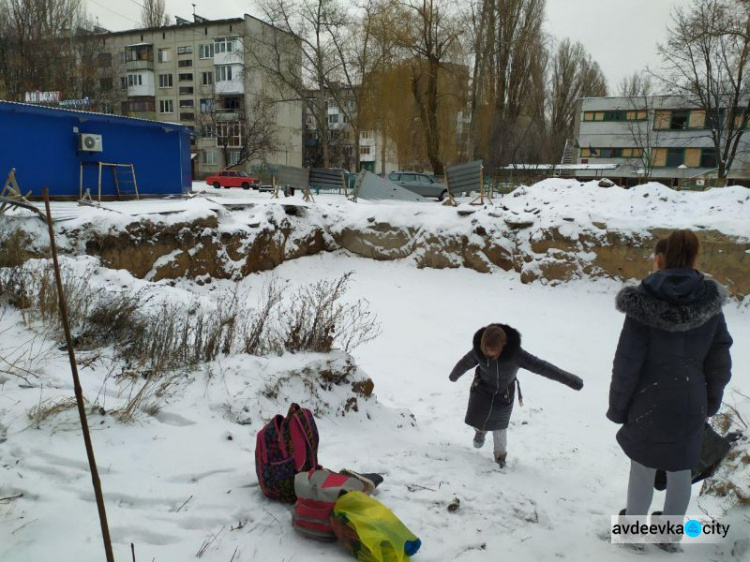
[205,170,261,190]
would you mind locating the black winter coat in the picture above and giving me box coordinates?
[450,324,583,431]
[608,269,733,472]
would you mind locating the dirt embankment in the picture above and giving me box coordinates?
[6,212,749,297]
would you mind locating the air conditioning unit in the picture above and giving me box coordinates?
[78,133,103,152]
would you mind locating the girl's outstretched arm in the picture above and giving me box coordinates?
[449,351,478,382]
[518,350,583,390]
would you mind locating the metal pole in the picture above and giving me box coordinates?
[42,189,115,562]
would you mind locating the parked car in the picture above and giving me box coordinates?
[205,170,261,190]
[387,171,449,200]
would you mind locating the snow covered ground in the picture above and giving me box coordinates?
[0,252,748,562]
[0,179,748,561]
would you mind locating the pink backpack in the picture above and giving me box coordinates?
[255,403,319,503]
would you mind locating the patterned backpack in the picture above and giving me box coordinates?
[255,403,319,503]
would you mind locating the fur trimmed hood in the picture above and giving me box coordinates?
[472,323,522,361]
[616,275,728,332]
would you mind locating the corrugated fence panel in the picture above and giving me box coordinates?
[356,171,426,201]
[268,165,310,189]
[446,160,482,194]
[310,168,346,191]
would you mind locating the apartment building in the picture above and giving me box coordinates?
[302,88,398,174]
[92,14,302,178]
[573,95,750,186]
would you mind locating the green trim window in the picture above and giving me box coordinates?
[665,148,685,166]
[583,110,647,122]
[580,147,643,158]
[700,148,717,168]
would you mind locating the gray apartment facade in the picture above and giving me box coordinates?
[94,15,302,178]
[573,95,750,186]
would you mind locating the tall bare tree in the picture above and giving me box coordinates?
[659,0,750,181]
[0,0,83,100]
[248,0,346,168]
[392,0,462,176]
[619,71,664,181]
[548,39,607,162]
[140,0,169,28]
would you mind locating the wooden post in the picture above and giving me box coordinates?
[42,189,115,562]
[442,170,457,207]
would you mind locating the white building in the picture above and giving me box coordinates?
[573,95,750,186]
[94,14,302,177]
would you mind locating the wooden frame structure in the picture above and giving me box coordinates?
[79,162,140,202]
[0,168,45,219]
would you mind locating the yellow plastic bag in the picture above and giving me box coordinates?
[331,491,421,562]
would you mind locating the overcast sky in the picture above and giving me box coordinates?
[87,0,681,92]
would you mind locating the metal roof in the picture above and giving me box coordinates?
[0,101,191,132]
[501,164,619,171]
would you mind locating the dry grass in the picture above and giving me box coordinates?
[27,396,80,428]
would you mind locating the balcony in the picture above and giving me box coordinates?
[215,108,244,122]
[126,59,154,72]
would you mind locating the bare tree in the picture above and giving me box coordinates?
[392,0,462,176]
[658,0,750,181]
[1,0,84,100]
[140,0,169,28]
[248,0,344,168]
[619,72,664,181]
[548,39,607,162]
[197,84,278,169]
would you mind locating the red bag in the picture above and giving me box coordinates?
[293,468,374,541]
[255,403,319,503]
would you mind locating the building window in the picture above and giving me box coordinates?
[214,38,236,53]
[700,148,717,168]
[228,151,241,165]
[178,59,193,68]
[215,65,233,82]
[100,78,113,91]
[179,99,194,108]
[179,86,194,95]
[669,110,689,130]
[180,112,195,121]
[158,74,173,88]
[177,46,193,55]
[217,122,243,146]
[178,73,194,81]
[159,99,174,113]
[119,51,127,63]
[120,76,128,89]
[666,148,685,166]
[199,44,214,59]
[201,125,216,138]
[158,48,170,63]
[200,98,214,113]
[202,151,217,165]
[127,74,143,86]
[97,53,112,68]
[360,146,371,155]
[201,71,213,85]
[328,114,339,124]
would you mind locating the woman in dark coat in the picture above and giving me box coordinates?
[608,229,733,524]
[450,323,583,467]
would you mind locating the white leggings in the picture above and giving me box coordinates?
[476,429,507,454]
[626,460,692,516]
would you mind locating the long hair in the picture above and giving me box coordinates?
[664,229,700,269]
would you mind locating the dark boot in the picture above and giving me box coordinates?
[473,430,486,449]
[495,452,507,468]
[651,512,683,553]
